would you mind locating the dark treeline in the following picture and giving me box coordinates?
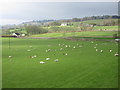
[59,15,120,22]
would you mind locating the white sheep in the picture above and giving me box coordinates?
[29,46,32,48]
[115,39,120,42]
[27,50,31,52]
[54,59,59,62]
[46,50,48,52]
[46,58,50,60]
[65,45,68,47]
[100,50,103,52]
[34,55,37,57]
[94,47,96,48]
[31,56,34,58]
[114,53,119,56]
[96,49,98,51]
[40,61,45,64]
[60,48,63,50]
[65,53,68,55]
[8,56,12,58]
[73,46,76,48]
[91,41,94,43]
[79,46,82,47]
[109,50,112,52]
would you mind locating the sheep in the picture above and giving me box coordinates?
[96,49,98,51]
[46,49,51,52]
[46,50,48,52]
[94,47,96,48]
[54,59,59,62]
[79,45,82,47]
[8,56,12,58]
[73,46,76,48]
[115,39,120,42]
[46,58,50,60]
[100,50,103,53]
[29,46,32,48]
[34,55,37,58]
[114,53,119,56]
[65,45,68,47]
[40,61,45,64]
[31,56,34,58]
[27,50,31,52]
[109,50,112,52]
[60,48,63,50]
[47,49,51,52]
[91,41,94,43]
[65,53,68,56]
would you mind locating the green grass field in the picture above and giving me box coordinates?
[31,31,118,38]
[70,19,118,26]
[2,38,118,88]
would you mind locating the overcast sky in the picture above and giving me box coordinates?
[0,2,118,25]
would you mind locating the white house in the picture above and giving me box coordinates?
[61,23,68,26]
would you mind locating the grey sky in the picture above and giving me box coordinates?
[0,2,118,25]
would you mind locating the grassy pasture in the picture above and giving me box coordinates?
[2,38,118,88]
[93,26,118,30]
[31,31,118,38]
[70,19,118,26]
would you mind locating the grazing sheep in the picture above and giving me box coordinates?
[65,45,68,47]
[60,48,63,50]
[94,47,96,48]
[96,49,98,51]
[34,55,37,57]
[73,46,76,48]
[65,53,68,55]
[114,53,119,56]
[40,61,45,64]
[115,39,120,42]
[47,49,51,52]
[27,50,31,52]
[109,50,112,52]
[79,46,82,47]
[46,58,50,60]
[54,59,59,62]
[100,50,103,52]
[91,41,94,43]
[29,46,32,48]
[31,56,34,58]
[8,56,12,58]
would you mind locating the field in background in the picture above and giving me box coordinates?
[2,38,118,88]
[31,31,118,38]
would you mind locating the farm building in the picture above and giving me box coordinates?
[61,23,68,26]
[12,33,20,37]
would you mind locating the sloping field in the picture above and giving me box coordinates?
[31,31,118,38]
[2,38,118,88]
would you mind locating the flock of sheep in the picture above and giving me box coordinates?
[8,39,119,64]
